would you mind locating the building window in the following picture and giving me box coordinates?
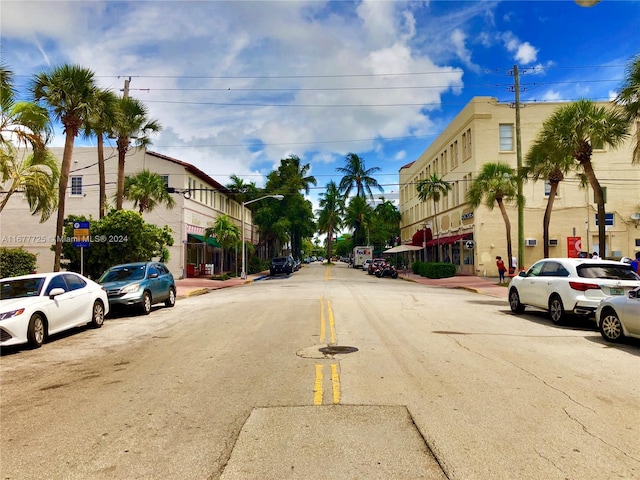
[160,175,169,187]
[70,176,83,196]
[499,124,514,151]
[593,187,607,204]
[544,181,560,197]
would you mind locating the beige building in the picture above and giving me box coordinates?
[0,147,259,278]
[399,97,640,277]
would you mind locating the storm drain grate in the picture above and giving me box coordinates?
[319,345,359,355]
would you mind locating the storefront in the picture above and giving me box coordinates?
[186,234,221,277]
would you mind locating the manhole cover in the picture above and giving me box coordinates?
[319,346,359,355]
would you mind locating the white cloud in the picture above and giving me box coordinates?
[501,32,538,65]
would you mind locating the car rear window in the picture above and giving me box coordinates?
[577,264,640,281]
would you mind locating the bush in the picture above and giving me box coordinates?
[412,260,456,279]
[0,247,38,278]
[248,256,269,274]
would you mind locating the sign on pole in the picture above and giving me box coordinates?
[73,221,90,248]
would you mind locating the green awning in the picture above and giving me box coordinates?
[188,233,221,248]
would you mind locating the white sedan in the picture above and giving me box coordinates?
[508,258,640,324]
[595,286,640,342]
[0,272,109,348]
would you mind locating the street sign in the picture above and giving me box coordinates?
[73,221,90,248]
[464,240,475,249]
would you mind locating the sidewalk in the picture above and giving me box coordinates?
[175,270,509,300]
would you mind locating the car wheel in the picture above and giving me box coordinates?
[391,271,398,279]
[599,308,624,342]
[375,270,382,278]
[508,288,525,313]
[549,295,565,324]
[165,287,176,307]
[27,313,46,348]
[141,291,152,315]
[90,300,105,328]
[270,269,275,276]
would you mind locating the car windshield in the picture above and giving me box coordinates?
[99,265,146,283]
[577,264,640,281]
[0,278,46,299]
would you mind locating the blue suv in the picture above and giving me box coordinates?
[98,262,176,315]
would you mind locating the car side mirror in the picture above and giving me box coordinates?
[518,271,527,277]
[629,290,638,299]
[148,273,159,279]
[49,287,65,298]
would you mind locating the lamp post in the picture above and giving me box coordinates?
[241,194,284,279]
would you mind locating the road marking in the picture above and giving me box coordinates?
[331,364,340,404]
[325,265,331,281]
[327,299,336,344]
[314,364,324,405]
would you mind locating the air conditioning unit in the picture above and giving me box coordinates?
[548,239,559,247]
[525,238,537,247]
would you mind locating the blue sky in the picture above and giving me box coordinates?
[2,0,639,210]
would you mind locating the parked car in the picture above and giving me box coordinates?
[293,258,302,271]
[0,272,109,348]
[98,262,176,315]
[362,259,373,273]
[369,258,387,275]
[508,258,640,324]
[270,256,294,276]
[595,286,640,342]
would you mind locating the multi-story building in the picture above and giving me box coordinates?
[399,97,640,276]
[0,147,260,278]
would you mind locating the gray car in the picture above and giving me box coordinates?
[98,262,176,315]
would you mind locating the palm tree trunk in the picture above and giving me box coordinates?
[497,199,513,273]
[54,133,75,271]
[543,182,559,258]
[582,160,607,256]
[433,200,439,262]
[116,137,128,210]
[98,135,106,218]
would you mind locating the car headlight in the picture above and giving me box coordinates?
[0,308,25,321]
[121,283,141,294]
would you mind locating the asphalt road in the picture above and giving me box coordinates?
[1,262,639,479]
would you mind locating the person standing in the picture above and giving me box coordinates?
[592,251,600,260]
[496,256,506,283]
[631,252,640,274]
[510,255,517,275]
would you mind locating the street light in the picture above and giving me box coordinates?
[241,194,284,279]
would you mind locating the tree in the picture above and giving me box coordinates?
[316,180,345,262]
[204,214,239,275]
[123,169,176,214]
[344,195,374,246]
[466,163,518,270]
[82,88,118,218]
[336,153,383,200]
[416,173,452,261]
[60,211,174,279]
[538,100,628,255]
[615,53,640,165]
[226,174,258,204]
[371,197,401,252]
[31,64,100,271]
[524,132,575,258]
[0,143,59,221]
[113,97,161,210]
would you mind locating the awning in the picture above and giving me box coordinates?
[188,233,221,248]
[383,244,424,254]
[411,228,432,246]
[425,233,472,247]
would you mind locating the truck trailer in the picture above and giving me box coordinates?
[352,245,373,269]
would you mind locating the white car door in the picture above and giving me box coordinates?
[622,292,640,335]
[62,274,93,326]
[518,262,545,307]
[42,274,77,334]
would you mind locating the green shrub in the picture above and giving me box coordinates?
[248,256,269,274]
[422,262,456,279]
[0,247,38,278]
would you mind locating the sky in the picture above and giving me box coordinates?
[2,0,639,212]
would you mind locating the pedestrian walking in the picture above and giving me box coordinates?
[496,256,506,283]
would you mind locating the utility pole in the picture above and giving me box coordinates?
[512,65,524,270]
[123,77,130,99]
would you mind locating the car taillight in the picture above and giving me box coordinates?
[569,281,601,291]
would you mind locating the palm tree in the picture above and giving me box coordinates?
[0,144,59,221]
[466,163,518,270]
[113,97,161,210]
[204,214,239,275]
[337,153,384,200]
[82,88,118,218]
[123,169,176,214]
[31,64,100,271]
[615,53,640,165]
[226,174,257,204]
[373,197,402,250]
[524,133,575,258]
[316,180,345,262]
[416,173,452,261]
[539,100,628,255]
[344,195,374,246]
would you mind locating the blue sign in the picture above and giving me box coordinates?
[73,221,90,248]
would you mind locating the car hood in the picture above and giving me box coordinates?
[0,297,45,311]
[99,280,143,290]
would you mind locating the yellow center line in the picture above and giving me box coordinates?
[325,265,331,281]
[327,299,336,345]
[314,364,324,405]
[330,364,340,404]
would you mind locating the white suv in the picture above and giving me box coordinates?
[508,258,640,324]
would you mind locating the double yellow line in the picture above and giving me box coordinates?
[314,297,340,405]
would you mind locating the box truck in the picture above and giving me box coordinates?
[352,245,373,269]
